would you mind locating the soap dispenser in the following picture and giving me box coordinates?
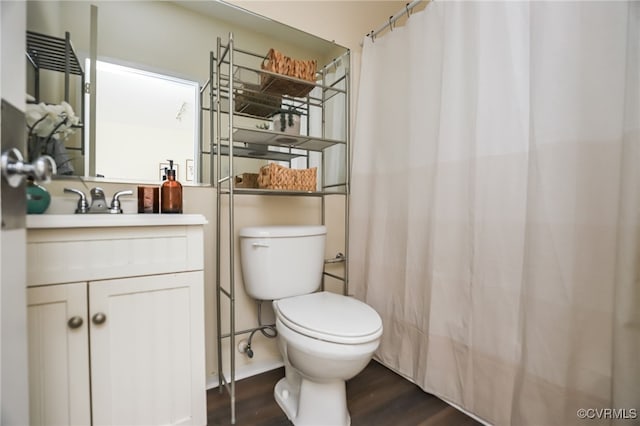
[161,160,182,213]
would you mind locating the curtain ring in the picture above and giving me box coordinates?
[406,2,411,17]
[389,16,394,31]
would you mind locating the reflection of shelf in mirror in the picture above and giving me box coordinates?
[235,83,281,118]
[260,73,315,98]
[219,65,346,104]
[322,73,348,104]
[248,66,346,99]
[213,145,301,162]
[214,81,336,114]
[233,127,344,152]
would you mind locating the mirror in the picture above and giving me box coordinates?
[25,0,348,185]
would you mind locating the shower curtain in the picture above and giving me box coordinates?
[350,2,639,425]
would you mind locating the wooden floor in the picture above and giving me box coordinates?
[207,360,482,426]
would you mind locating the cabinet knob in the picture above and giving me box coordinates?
[92,312,107,325]
[67,316,84,329]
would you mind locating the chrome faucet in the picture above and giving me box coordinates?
[88,187,108,213]
[64,187,133,214]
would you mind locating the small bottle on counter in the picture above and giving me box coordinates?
[160,160,182,213]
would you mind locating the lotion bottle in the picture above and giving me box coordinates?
[161,160,183,213]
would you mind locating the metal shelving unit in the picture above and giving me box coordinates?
[211,33,350,424]
[25,30,85,155]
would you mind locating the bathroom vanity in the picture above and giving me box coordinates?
[25,214,207,426]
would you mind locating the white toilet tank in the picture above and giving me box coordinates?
[239,225,326,300]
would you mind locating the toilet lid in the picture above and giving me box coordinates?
[274,292,383,345]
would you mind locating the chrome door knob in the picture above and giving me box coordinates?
[92,312,107,325]
[1,148,56,188]
[67,316,84,329]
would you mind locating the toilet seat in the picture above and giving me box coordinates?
[274,291,382,345]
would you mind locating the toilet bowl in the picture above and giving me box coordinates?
[239,225,383,426]
[273,291,382,426]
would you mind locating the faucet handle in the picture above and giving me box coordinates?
[109,190,133,214]
[64,188,89,214]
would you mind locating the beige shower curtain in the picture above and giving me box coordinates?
[350,2,639,425]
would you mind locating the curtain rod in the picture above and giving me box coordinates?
[366,0,426,42]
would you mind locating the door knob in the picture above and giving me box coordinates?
[1,148,56,188]
[67,316,84,329]
[92,312,107,325]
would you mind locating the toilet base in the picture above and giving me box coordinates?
[274,377,351,426]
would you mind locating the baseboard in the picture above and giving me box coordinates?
[372,357,491,426]
[439,396,492,426]
[206,359,284,390]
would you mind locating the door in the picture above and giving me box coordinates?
[89,272,206,426]
[1,1,29,424]
[27,283,91,426]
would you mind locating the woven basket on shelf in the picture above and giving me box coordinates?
[257,163,317,191]
[261,48,317,98]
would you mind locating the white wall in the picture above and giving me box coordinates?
[228,1,407,49]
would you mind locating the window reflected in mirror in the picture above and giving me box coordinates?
[86,60,199,183]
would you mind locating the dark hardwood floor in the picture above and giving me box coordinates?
[207,360,482,426]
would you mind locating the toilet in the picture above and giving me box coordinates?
[239,225,383,426]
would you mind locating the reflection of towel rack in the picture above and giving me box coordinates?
[26,30,85,155]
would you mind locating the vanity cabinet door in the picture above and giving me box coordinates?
[27,282,91,426]
[89,271,206,426]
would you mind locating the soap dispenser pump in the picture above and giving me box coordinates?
[161,160,182,213]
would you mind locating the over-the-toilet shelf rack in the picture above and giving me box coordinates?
[209,33,350,424]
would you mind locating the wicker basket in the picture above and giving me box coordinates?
[261,48,317,98]
[234,173,259,188]
[257,163,317,191]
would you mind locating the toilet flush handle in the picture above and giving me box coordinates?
[252,242,269,248]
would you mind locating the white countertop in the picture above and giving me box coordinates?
[27,214,208,229]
